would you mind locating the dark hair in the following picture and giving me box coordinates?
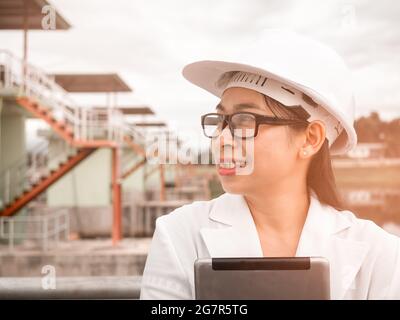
[262,94,345,211]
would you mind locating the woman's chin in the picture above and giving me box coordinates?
[220,178,249,194]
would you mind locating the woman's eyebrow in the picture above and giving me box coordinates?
[215,102,262,111]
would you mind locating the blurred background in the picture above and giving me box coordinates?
[0,0,399,298]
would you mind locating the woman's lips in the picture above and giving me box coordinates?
[217,159,247,176]
[218,166,236,176]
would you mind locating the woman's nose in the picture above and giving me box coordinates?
[211,124,233,157]
[219,123,234,146]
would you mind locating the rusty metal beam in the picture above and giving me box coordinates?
[121,158,146,180]
[159,164,165,201]
[111,148,122,246]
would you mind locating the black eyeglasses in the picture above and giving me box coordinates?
[201,112,309,139]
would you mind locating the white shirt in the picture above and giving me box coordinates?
[140,191,400,299]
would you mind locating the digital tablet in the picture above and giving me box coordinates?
[194,257,330,300]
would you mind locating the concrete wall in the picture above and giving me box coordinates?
[47,148,112,207]
[0,98,28,222]
[0,99,26,176]
[0,252,147,277]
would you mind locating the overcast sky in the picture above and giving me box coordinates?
[1,0,399,148]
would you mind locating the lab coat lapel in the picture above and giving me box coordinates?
[200,193,263,257]
[200,191,370,299]
[295,191,370,299]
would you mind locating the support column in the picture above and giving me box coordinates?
[112,147,122,245]
[159,164,165,201]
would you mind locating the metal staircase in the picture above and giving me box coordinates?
[0,145,95,216]
[0,49,148,233]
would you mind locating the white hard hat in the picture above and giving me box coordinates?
[182,29,357,155]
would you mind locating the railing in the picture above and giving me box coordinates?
[0,276,141,299]
[0,209,69,251]
[0,49,140,144]
[0,139,77,210]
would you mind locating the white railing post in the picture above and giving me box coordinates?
[43,216,48,251]
[74,108,79,140]
[107,108,112,141]
[82,107,87,141]
[64,210,69,241]
[9,219,14,251]
[55,212,59,248]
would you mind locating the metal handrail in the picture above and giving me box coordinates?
[0,140,48,178]
[1,49,148,147]
[0,49,150,209]
[0,139,76,208]
[0,50,131,144]
[0,209,69,251]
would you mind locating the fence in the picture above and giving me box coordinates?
[0,209,69,251]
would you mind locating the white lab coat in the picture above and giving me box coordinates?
[140,190,400,299]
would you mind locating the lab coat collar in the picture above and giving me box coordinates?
[200,190,370,299]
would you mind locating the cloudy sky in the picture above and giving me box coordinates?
[1,0,399,148]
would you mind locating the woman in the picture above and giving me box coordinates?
[140,30,400,299]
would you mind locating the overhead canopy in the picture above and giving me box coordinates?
[94,106,155,115]
[50,73,132,93]
[0,0,71,30]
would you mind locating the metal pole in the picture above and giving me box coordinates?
[5,170,10,204]
[10,219,14,251]
[55,213,59,248]
[112,148,122,246]
[159,165,166,201]
[143,206,148,236]
[0,219,3,238]
[43,216,48,251]
[23,0,28,81]
[65,210,70,241]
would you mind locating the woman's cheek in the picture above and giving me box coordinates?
[252,138,284,175]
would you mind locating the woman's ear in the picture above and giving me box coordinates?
[299,120,326,159]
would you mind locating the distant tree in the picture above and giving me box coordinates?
[354,112,400,157]
[354,112,383,142]
[383,118,400,157]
